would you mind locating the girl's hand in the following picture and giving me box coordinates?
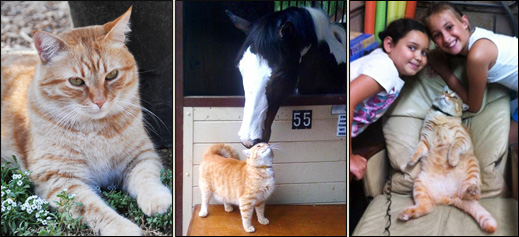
[428,49,453,80]
[350,154,367,180]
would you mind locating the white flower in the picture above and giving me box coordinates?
[42,220,47,225]
[108,183,117,191]
[17,180,23,186]
[27,208,33,214]
[46,216,52,220]
[6,189,10,194]
[7,206,11,211]
[1,191,3,197]
[1,206,5,212]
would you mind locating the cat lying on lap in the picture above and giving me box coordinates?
[0,7,171,236]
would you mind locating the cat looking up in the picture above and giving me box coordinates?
[199,143,276,233]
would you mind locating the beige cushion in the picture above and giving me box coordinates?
[382,58,510,198]
[353,194,519,236]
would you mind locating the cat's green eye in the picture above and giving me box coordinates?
[69,77,84,86]
[106,70,118,80]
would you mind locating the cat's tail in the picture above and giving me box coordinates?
[204,144,240,160]
[451,199,497,233]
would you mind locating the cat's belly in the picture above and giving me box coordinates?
[418,172,460,198]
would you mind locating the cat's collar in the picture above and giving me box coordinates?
[432,106,452,116]
[255,165,273,169]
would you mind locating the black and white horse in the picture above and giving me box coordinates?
[227,7,346,148]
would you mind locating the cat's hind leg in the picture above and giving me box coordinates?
[198,186,212,217]
[451,199,496,233]
[398,178,434,221]
[255,201,269,225]
[223,202,234,212]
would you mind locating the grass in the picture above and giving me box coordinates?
[1,156,173,236]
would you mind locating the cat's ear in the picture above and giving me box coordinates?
[462,103,469,112]
[33,31,66,64]
[242,149,251,157]
[103,6,132,43]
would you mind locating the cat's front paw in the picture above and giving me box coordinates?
[258,217,269,225]
[408,153,421,166]
[198,209,208,217]
[243,225,256,233]
[448,154,460,167]
[224,204,233,212]
[137,185,172,216]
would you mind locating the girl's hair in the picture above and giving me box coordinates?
[378,18,429,52]
[422,2,470,31]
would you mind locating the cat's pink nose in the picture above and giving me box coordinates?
[93,98,106,108]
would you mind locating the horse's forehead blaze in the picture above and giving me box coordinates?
[238,47,272,146]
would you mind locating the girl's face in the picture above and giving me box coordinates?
[384,30,429,76]
[427,10,470,55]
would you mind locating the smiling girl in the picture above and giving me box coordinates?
[350,18,430,180]
[423,2,518,152]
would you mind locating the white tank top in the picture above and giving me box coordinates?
[468,27,518,92]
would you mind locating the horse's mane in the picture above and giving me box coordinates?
[235,7,318,67]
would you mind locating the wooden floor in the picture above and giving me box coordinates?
[188,204,346,236]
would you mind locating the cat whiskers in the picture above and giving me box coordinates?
[117,98,170,137]
[267,143,283,151]
[42,104,82,132]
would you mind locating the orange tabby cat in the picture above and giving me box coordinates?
[1,7,171,235]
[398,86,496,233]
[198,143,275,233]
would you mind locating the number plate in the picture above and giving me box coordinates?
[292,110,312,129]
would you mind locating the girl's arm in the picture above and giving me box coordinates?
[349,74,384,180]
[428,50,469,102]
[465,39,497,113]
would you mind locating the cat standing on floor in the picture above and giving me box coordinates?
[398,86,496,233]
[198,143,275,233]
[1,7,171,236]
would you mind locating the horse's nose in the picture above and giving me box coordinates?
[241,139,264,148]
[241,141,253,148]
[251,139,263,146]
